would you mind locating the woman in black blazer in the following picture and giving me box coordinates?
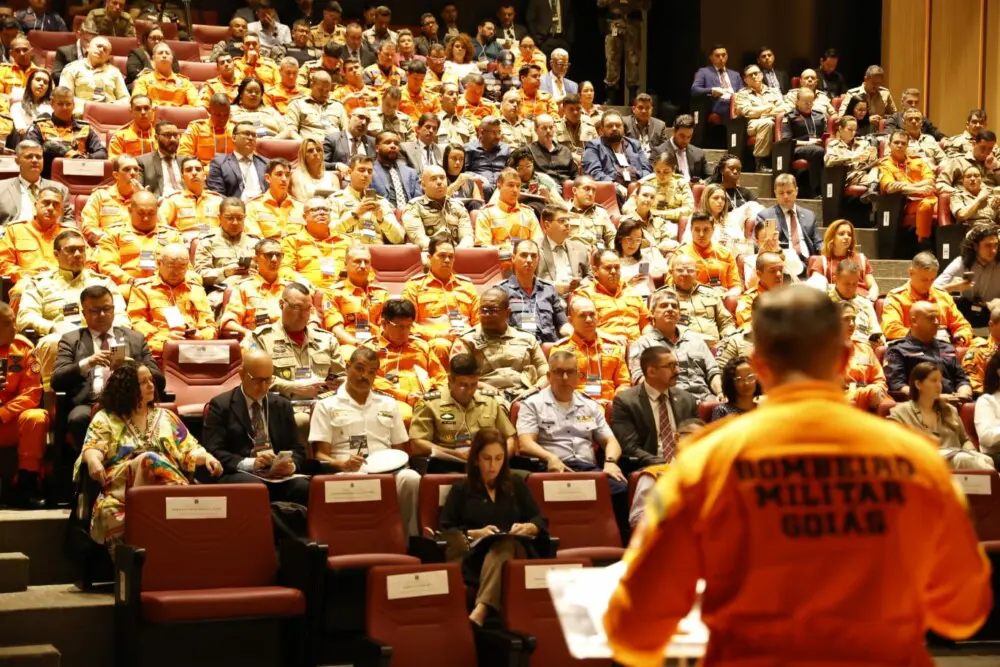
[126,26,179,87]
[439,428,548,626]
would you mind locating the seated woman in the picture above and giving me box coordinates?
[806,219,878,298]
[131,43,199,107]
[614,217,667,298]
[439,428,548,627]
[621,183,680,256]
[444,143,485,202]
[709,154,764,227]
[950,165,1000,225]
[489,147,565,211]
[933,223,1000,329]
[682,183,753,257]
[443,34,480,84]
[974,350,1000,457]
[10,68,53,135]
[844,97,874,136]
[231,76,286,138]
[823,115,879,189]
[710,355,760,421]
[888,362,994,470]
[291,137,341,201]
[624,153,694,225]
[676,212,742,298]
[579,81,602,123]
[76,362,223,548]
[839,301,889,410]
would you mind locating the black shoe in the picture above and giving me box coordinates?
[755,159,772,174]
[859,183,879,204]
[11,470,45,510]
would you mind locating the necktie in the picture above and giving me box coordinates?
[788,208,804,255]
[675,147,690,180]
[388,166,407,209]
[805,114,815,137]
[164,156,179,190]
[426,145,435,167]
[349,137,357,156]
[766,70,779,90]
[657,394,675,461]
[100,333,110,351]
[250,401,266,442]
[718,69,731,91]
[28,183,38,202]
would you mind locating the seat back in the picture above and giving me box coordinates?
[179,60,220,83]
[308,474,409,556]
[953,470,1000,541]
[501,559,607,667]
[961,402,979,449]
[698,399,719,423]
[50,158,114,196]
[367,563,476,667]
[160,340,242,413]
[0,155,18,181]
[526,472,621,551]
[594,182,621,217]
[124,484,276,592]
[156,105,209,131]
[104,35,138,57]
[135,19,178,40]
[82,102,133,134]
[257,139,303,163]
[27,30,77,52]
[370,244,424,294]
[418,474,464,536]
[938,191,953,227]
[192,24,231,48]
[165,39,202,62]
[453,247,502,287]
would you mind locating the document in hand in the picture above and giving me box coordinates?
[546,561,709,661]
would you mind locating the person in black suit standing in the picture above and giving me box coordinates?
[756,46,789,95]
[50,285,164,449]
[202,348,310,505]
[611,345,698,467]
[651,115,711,183]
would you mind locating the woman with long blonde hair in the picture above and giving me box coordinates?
[291,137,340,201]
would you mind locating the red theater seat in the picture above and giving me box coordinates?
[370,244,425,295]
[155,105,209,130]
[192,24,231,48]
[453,247,502,287]
[594,181,621,217]
[962,402,980,450]
[27,30,76,52]
[104,35,138,57]
[82,102,133,134]
[51,158,114,196]
[526,472,624,563]
[953,470,1000,541]
[417,474,464,538]
[164,39,202,63]
[698,399,719,423]
[160,340,242,417]
[179,60,219,83]
[257,139,303,163]
[134,19,178,40]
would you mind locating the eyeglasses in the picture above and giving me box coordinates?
[259,251,283,260]
[551,368,579,378]
[735,374,757,383]
[478,306,502,315]
[86,306,114,316]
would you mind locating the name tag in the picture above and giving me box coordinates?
[139,250,156,270]
[320,257,337,276]
[294,367,312,380]
[162,305,186,329]
[584,373,602,397]
[324,478,381,503]
[164,496,227,519]
[542,479,597,502]
[100,206,119,216]
[179,208,196,218]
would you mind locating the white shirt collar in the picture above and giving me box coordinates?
[240,386,266,410]
[645,384,665,402]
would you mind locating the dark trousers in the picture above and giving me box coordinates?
[793,143,825,197]
[218,471,311,506]
[67,403,95,449]
[563,458,631,545]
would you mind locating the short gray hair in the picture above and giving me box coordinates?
[911,251,939,272]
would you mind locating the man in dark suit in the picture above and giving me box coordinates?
[0,140,73,227]
[496,3,529,50]
[206,121,267,199]
[690,44,743,117]
[202,348,309,505]
[343,22,377,68]
[581,110,651,202]
[536,207,591,294]
[370,130,421,208]
[526,0,573,55]
[323,108,376,174]
[756,173,823,269]
[623,93,669,158]
[757,46,789,95]
[780,88,827,197]
[651,114,711,183]
[50,285,164,448]
[52,23,96,82]
[400,113,445,173]
[611,345,699,467]
[135,120,187,199]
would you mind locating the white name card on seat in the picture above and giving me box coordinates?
[386,569,449,600]
[165,496,227,519]
[882,211,890,227]
[324,478,381,503]
[826,183,833,198]
[61,159,105,177]
[438,484,453,506]
[543,479,597,502]
[0,157,16,173]
[525,563,583,590]
[955,473,992,495]
[177,343,229,365]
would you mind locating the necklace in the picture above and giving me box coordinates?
[127,408,156,449]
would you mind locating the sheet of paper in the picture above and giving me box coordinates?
[542,478,597,502]
[177,343,229,364]
[62,159,106,177]
[954,473,992,495]
[386,569,449,600]
[164,496,227,520]
[324,478,382,503]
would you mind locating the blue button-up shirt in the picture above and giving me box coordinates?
[499,276,567,344]
[464,139,511,197]
[516,387,613,464]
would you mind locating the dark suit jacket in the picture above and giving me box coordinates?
[536,236,591,285]
[761,68,789,95]
[581,137,652,185]
[136,151,193,198]
[344,45,377,68]
[611,384,699,465]
[371,159,422,203]
[50,326,164,407]
[206,152,268,199]
[526,0,574,43]
[651,138,711,182]
[0,177,73,227]
[400,140,444,173]
[323,130,376,171]
[755,204,822,259]
[202,387,305,475]
[691,66,743,115]
[496,22,530,46]
[52,42,81,82]
[781,109,827,141]
[623,115,670,150]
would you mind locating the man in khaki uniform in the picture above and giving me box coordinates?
[311,3,347,48]
[366,87,416,143]
[942,110,991,158]
[281,69,349,142]
[192,197,260,311]
[735,64,787,173]
[83,0,135,37]
[838,64,896,125]
[556,94,597,158]
[409,352,517,472]
[569,175,617,249]
[667,254,737,349]
[59,36,129,106]
[401,166,474,250]
[437,82,475,144]
[499,88,536,149]
[450,287,548,405]
[902,108,946,170]
[329,155,403,245]
[784,69,834,119]
[936,130,1000,195]
[18,229,129,387]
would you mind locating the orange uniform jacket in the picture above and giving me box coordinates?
[179,119,236,165]
[107,121,157,159]
[264,82,309,114]
[677,242,741,291]
[845,340,889,407]
[0,63,36,96]
[198,77,242,108]
[474,201,543,248]
[961,336,1000,395]
[158,189,224,235]
[79,184,133,245]
[363,333,446,406]
[878,156,938,241]
[332,83,382,115]
[245,192,305,239]
[401,272,479,343]
[399,86,441,121]
[881,283,972,343]
[279,224,350,292]
[457,97,498,124]
[575,281,652,341]
[551,331,630,403]
[363,63,405,91]
[131,70,199,107]
[604,381,992,667]
[515,89,559,120]
[0,335,44,424]
[734,286,776,328]
[234,58,279,87]
[126,275,217,355]
[323,278,390,339]
[218,273,286,331]
[0,219,62,285]
[95,224,181,285]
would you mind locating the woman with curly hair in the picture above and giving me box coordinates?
[75,361,222,547]
[805,219,879,298]
[231,76,286,138]
[443,33,479,84]
[933,223,1000,327]
[710,356,761,421]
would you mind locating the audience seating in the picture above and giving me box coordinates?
[526,472,624,564]
[156,105,209,130]
[359,562,528,667]
[165,39,202,63]
[192,24,231,49]
[27,30,77,52]
[453,247,503,287]
[962,402,980,450]
[411,473,464,562]
[51,158,114,196]
[115,484,317,667]
[82,102,133,134]
[180,60,220,83]
[698,398,719,423]
[369,244,425,294]
[560,180,621,218]
[258,139,303,163]
[160,339,242,417]
[104,35,138,57]
[501,558,608,667]
[954,470,1000,541]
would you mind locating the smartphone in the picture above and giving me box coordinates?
[963,271,975,282]
[638,261,650,275]
[109,343,126,364]
[765,219,777,237]
[363,188,378,201]
[238,256,252,269]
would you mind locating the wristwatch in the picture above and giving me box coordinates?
[605,457,618,463]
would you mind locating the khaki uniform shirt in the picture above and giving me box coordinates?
[192,229,260,287]
[937,153,1000,195]
[17,268,128,336]
[285,96,349,142]
[249,321,344,398]
[839,85,896,119]
[569,203,617,249]
[59,59,129,104]
[734,86,786,119]
[401,196,474,250]
[329,187,403,244]
[410,387,516,450]
[366,110,415,143]
[555,116,598,155]
[784,88,834,118]
[450,325,549,394]
[670,284,736,348]
[499,115,536,149]
[437,112,475,145]
[907,134,946,170]
[824,138,879,171]
[949,188,1000,225]
[82,8,135,36]
[310,23,346,48]
[296,60,347,88]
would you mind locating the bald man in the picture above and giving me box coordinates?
[606,284,990,665]
[401,165,474,249]
[202,348,309,505]
[884,300,973,399]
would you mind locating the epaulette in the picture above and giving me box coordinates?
[130,276,154,287]
[454,273,473,283]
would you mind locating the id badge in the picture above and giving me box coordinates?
[361,218,377,238]
[294,367,312,381]
[454,431,471,446]
[349,434,368,455]
[139,250,156,271]
[62,302,80,317]
[179,208,196,219]
[520,312,538,332]
[320,257,337,276]
[584,373,602,397]
[355,315,371,340]
[162,305,186,329]
[254,310,270,327]
[449,308,465,329]
[385,371,399,382]
[709,275,721,287]
[678,313,691,326]
[251,436,272,455]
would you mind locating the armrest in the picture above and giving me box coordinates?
[509,455,546,473]
[353,636,392,667]
[474,626,529,667]
[113,544,145,608]
[407,535,447,563]
[408,455,430,476]
[161,391,177,403]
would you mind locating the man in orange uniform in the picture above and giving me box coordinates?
[551,296,629,406]
[882,251,971,344]
[363,297,447,423]
[323,244,390,360]
[197,54,242,109]
[735,251,785,327]
[398,60,440,122]
[234,34,279,87]
[0,36,36,96]
[219,238,289,339]
[280,197,349,292]
[126,243,217,357]
[245,158,305,238]
[575,249,651,342]
[878,129,938,242]
[475,168,543,248]
[0,302,49,508]
[515,64,559,120]
[79,155,141,245]
[107,95,156,159]
[265,57,308,114]
[962,305,1000,394]
[333,58,382,115]
[457,74,498,124]
[96,190,181,293]
[158,157,224,239]
[180,94,236,165]
[131,42,199,107]
[401,236,480,368]
[604,284,992,667]
[0,186,67,288]
[676,212,742,298]
[840,301,889,410]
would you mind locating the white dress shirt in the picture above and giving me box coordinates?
[159,153,181,197]
[237,387,270,472]
[248,20,292,50]
[238,152,262,200]
[17,176,38,223]
[975,392,1000,455]
[670,138,690,181]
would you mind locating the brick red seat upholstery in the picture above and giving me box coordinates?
[179,60,220,83]
[454,247,502,287]
[160,340,242,417]
[418,473,464,535]
[50,158,114,196]
[165,39,202,62]
[954,470,1000,541]
[82,102,133,134]
[370,244,425,295]
[156,105,210,131]
[134,19,178,40]
[141,586,304,623]
[258,139,303,163]
[27,30,76,52]
[192,24,231,48]
[526,472,624,563]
